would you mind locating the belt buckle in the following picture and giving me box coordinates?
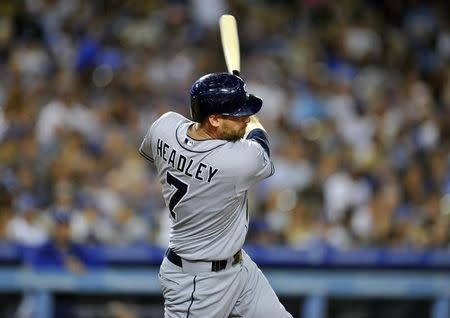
[232,250,242,266]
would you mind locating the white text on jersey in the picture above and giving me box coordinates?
[156,139,219,183]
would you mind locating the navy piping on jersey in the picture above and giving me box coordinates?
[246,128,270,157]
[138,148,154,162]
[186,276,197,318]
[175,125,227,153]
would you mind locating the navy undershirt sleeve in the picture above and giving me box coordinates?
[246,128,270,157]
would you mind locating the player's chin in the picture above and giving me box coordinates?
[234,130,245,140]
[239,127,247,138]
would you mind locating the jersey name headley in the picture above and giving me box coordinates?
[156,138,219,183]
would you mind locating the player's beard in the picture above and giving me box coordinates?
[221,123,246,141]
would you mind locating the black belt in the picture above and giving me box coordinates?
[166,248,242,272]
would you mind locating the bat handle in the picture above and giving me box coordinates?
[232,70,240,76]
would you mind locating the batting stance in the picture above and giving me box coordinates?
[140,73,292,317]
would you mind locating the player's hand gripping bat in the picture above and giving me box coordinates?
[219,14,240,76]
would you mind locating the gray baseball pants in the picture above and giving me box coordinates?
[159,249,293,318]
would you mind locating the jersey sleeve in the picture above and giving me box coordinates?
[234,138,275,193]
[139,111,181,163]
[139,124,155,163]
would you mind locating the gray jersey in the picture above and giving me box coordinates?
[139,112,274,260]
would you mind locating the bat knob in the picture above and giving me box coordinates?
[232,70,240,76]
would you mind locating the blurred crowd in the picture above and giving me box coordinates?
[0,0,450,256]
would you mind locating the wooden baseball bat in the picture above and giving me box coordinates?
[219,14,240,75]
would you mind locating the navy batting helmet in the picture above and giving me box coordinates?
[190,73,263,122]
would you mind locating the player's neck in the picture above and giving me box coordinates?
[188,123,216,140]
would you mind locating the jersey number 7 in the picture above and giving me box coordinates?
[166,172,189,220]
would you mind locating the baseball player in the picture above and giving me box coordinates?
[140,73,292,318]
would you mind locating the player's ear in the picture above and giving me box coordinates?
[208,115,221,128]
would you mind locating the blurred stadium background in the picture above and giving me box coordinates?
[0,0,450,317]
